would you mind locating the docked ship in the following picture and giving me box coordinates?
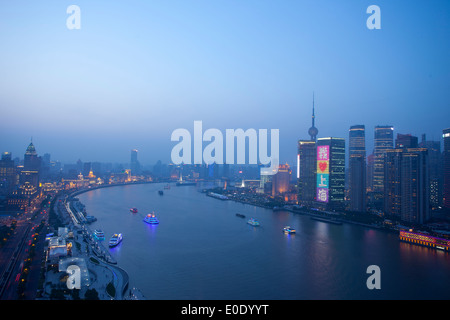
[93,229,105,240]
[130,208,138,213]
[283,226,296,234]
[399,230,450,251]
[247,218,260,226]
[310,216,342,225]
[109,233,123,247]
[143,213,159,224]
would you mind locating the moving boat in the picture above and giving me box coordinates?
[130,208,138,213]
[164,184,171,190]
[93,229,105,240]
[236,213,246,218]
[109,233,123,247]
[283,226,296,234]
[143,213,159,224]
[247,218,260,226]
[158,190,164,195]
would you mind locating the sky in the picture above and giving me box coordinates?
[0,0,449,166]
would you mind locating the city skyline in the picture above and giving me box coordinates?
[0,1,449,165]
[2,1,450,304]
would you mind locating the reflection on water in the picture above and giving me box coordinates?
[78,183,450,300]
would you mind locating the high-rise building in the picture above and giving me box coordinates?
[316,137,345,210]
[384,146,429,224]
[443,128,450,209]
[348,125,366,212]
[395,133,418,149]
[297,140,316,206]
[130,149,141,175]
[373,126,394,201]
[366,153,374,191]
[20,141,40,189]
[419,134,442,209]
[0,152,17,196]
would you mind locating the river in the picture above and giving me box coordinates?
[77,182,450,300]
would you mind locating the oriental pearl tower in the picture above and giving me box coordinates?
[308,92,318,141]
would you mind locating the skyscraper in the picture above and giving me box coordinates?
[419,134,442,209]
[384,145,430,224]
[0,152,17,196]
[373,126,394,197]
[316,137,345,210]
[297,140,316,206]
[348,125,366,212]
[443,128,450,209]
[20,140,40,189]
[130,149,141,175]
[395,133,418,149]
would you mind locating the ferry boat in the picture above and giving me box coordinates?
[247,218,260,226]
[109,233,123,247]
[399,230,450,251]
[283,226,296,234]
[130,208,138,213]
[86,215,97,223]
[93,229,105,240]
[143,213,159,224]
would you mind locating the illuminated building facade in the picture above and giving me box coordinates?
[444,128,450,209]
[373,126,394,195]
[297,140,316,206]
[20,141,40,189]
[0,152,17,196]
[419,134,442,209]
[384,147,429,224]
[316,137,345,210]
[348,125,366,212]
[272,164,291,196]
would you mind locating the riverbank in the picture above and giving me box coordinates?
[209,191,396,233]
[40,183,147,300]
[68,181,159,198]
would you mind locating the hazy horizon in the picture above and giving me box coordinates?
[1,1,449,165]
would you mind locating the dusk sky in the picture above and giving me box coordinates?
[0,0,449,166]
